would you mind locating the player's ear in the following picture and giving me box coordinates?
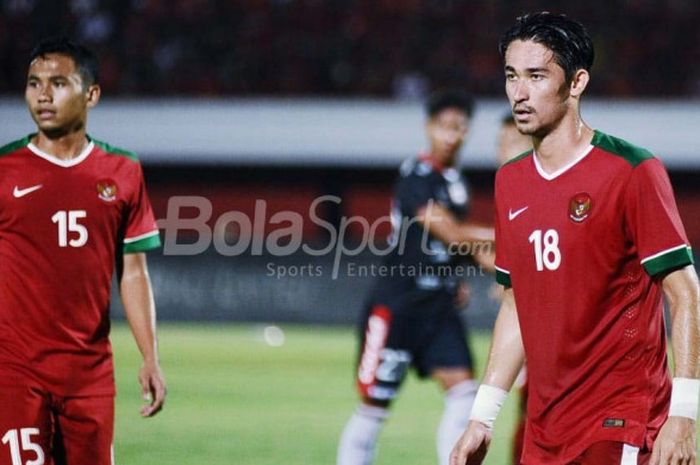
[569,69,589,99]
[461,117,470,138]
[85,84,101,109]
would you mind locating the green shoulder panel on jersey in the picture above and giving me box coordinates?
[642,245,694,277]
[501,149,533,168]
[123,232,162,254]
[591,130,654,167]
[0,135,31,156]
[495,268,512,287]
[89,136,140,162]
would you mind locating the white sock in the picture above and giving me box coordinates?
[337,404,389,465]
[437,380,478,465]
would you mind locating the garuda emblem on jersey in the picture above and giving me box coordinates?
[97,179,118,202]
[569,193,592,223]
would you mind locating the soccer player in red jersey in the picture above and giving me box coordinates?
[0,38,166,465]
[451,12,699,465]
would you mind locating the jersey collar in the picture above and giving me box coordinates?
[533,144,594,181]
[27,135,95,168]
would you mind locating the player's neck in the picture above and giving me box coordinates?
[32,130,90,161]
[422,152,456,171]
[532,119,594,174]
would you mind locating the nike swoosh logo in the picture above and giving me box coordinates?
[508,206,529,221]
[13,184,43,198]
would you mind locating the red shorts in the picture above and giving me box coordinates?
[0,379,114,465]
[567,441,650,465]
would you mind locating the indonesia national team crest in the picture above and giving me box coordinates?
[569,193,592,223]
[96,179,118,202]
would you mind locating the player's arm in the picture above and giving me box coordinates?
[472,249,496,274]
[450,288,524,465]
[120,252,166,417]
[651,265,700,465]
[417,202,495,246]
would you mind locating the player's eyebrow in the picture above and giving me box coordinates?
[525,67,549,74]
[26,73,69,81]
[504,65,550,74]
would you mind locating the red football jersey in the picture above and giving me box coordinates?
[0,135,160,396]
[494,130,694,464]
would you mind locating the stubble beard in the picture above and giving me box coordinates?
[34,114,86,140]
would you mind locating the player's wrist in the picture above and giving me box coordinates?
[469,384,508,430]
[669,377,700,420]
[141,355,160,366]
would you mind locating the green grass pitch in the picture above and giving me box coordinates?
[111,323,520,465]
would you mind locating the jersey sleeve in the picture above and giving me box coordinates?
[494,171,512,287]
[123,163,161,254]
[624,158,693,276]
[394,173,435,218]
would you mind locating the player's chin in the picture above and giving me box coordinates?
[437,146,459,162]
[514,121,537,136]
[34,119,61,132]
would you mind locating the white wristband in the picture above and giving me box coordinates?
[469,384,508,430]
[669,377,700,420]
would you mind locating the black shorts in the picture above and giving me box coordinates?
[355,288,473,402]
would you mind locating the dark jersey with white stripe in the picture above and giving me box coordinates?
[378,156,471,295]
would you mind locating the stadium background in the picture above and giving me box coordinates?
[1,1,699,464]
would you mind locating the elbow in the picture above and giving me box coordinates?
[120,269,150,285]
[665,267,700,322]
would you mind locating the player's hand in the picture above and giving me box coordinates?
[450,420,491,465]
[138,360,166,417]
[650,416,696,465]
[455,282,471,309]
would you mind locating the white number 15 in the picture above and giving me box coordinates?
[51,210,88,248]
[2,428,44,465]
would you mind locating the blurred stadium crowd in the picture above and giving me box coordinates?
[2,0,698,97]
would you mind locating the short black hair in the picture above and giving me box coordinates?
[426,89,474,119]
[29,37,99,87]
[499,12,594,83]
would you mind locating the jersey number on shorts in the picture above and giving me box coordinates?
[1,428,44,465]
[528,229,561,271]
[51,210,88,247]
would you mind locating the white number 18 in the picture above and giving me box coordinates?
[528,229,561,271]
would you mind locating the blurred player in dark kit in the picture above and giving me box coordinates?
[0,38,166,465]
[451,12,699,465]
[337,90,494,465]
